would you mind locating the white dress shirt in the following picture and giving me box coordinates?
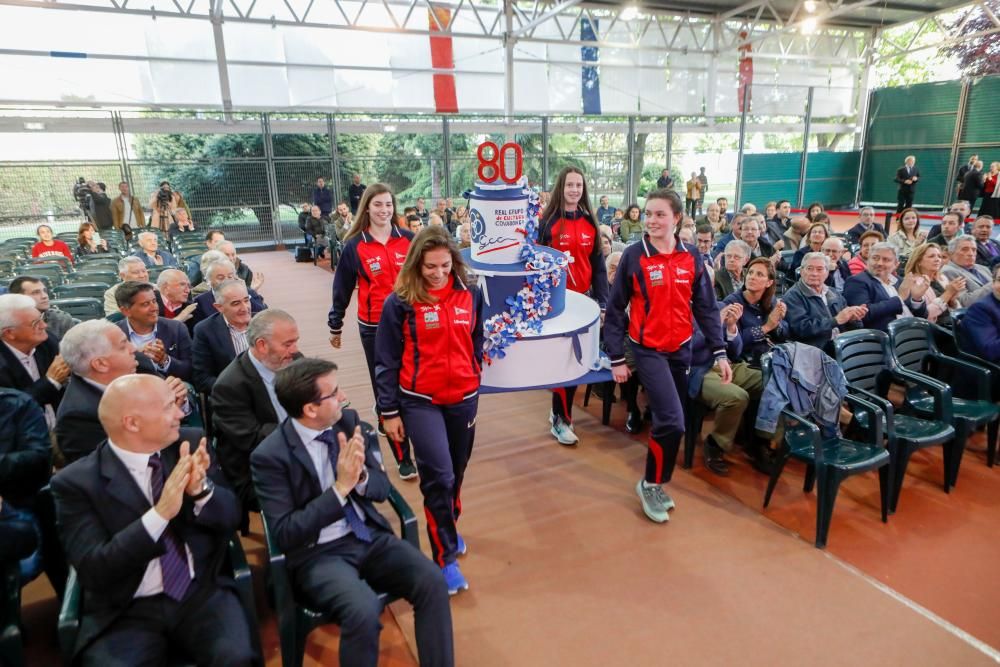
[106,440,213,598]
[124,319,171,373]
[291,418,368,545]
[247,351,287,422]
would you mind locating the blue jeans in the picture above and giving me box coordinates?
[1,505,43,583]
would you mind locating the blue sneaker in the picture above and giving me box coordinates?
[442,562,469,596]
[456,534,467,556]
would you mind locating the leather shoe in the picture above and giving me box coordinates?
[625,410,643,434]
[705,436,730,476]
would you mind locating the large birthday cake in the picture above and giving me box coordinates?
[462,179,603,390]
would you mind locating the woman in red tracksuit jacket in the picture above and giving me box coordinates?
[604,189,732,525]
[374,225,484,595]
[328,183,417,480]
[539,167,608,446]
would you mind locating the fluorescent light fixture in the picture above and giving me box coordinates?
[800,17,818,34]
[23,122,45,131]
[803,0,817,12]
[384,124,397,132]
[620,4,639,21]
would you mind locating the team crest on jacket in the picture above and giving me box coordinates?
[366,257,382,276]
[423,307,440,329]
[647,263,665,287]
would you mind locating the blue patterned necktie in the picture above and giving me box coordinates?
[147,454,193,601]
[315,430,373,543]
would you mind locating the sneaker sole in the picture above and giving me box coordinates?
[550,426,579,446]
[398,470,419,481]
[447,584,469,596]
[635,481,669,523]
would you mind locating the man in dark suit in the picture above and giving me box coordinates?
[820,237,852,293]
[971,214,1000,267]
[192,279,251,393]
[844,242,929,332]
[191,259,266,329]
[844,207,887,244]
[963,160,985,213]
[155,269,197,333]
[212,309,300,511]
[56,320,182,464]
[957,154,978,200]
[251,358,453,667]
[116,281,193,382]
[895,155,920,212]
[0,293,69,424]
[927,211,963,247]
[51,374,255,666]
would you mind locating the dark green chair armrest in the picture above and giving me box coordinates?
[888,366,954,423]
[779,407,822,458]
[57,567,80,663]
[928,351,992,401]
[387,487,419,550]
[843,393,885,449]
[226,538,263,666]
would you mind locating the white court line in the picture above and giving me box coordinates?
[824,551,1000,663]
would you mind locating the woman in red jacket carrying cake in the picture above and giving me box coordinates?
[328,183,417,480]
[538,167,608,446]
[375,225,484,595]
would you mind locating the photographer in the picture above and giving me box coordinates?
[148,180,190,231]
[87,181,114,231]
[71,177,92,221]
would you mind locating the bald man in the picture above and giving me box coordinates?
[51,375,255,666]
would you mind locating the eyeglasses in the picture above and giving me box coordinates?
[313,391,339,404]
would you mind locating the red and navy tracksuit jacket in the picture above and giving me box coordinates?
[604,234,725,364]
[327,226,414,334]
[374,277,485,415]
[540,211,609,310]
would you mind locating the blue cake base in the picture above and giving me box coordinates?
[461,246,567,322]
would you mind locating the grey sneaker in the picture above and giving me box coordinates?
[636,480,670,523]
[549,412,579,446]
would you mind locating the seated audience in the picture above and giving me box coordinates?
[191,250,227,296]
[156,269,197,328]
[186,230,225,285]
[619,205,644,243]
[76,222,110,257]
[192,280,251,394]
[783,252,865,351]
[8,276,78,341]
[55,320,172,462]
[723,257,788,366]
[820,237,851,292]
[457,222,471,249]
[927,201,974,239]
[212,309,301,511]
[251,358,454,667]
[717,196,734,224]
[927,211,963,248]
[104,257,151,316]
[695,225,714,266]
[844,242,929,331]
[961,264,1000,361]
[116,281,193,382]
[31,224,74,264]
[191,259,267,327]
[51,374,256,667]
[715,240,749,301]
[789,223,830,273]
[303,205,328,258]
[806,202,824,222]
[133,231,178,268]
[782,216,812,251]
[904,243,963,325]
[941,234,994,306]
[598,225,615,258]
[739,216,775,260]
[712,213,745,257]
[0,387,53,585]
[971,215,1000,266]
[844,207,886,244]
[691,303,762,476]
[696,202,725,234]
[0,293,68,425]
[768,199,792,237]
[167,207,196,238]
[887,208,926,258]
[214,240,262,292]
[848,230,884,275]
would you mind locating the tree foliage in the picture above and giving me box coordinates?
[941,0,1000,77]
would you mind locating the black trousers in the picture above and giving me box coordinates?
[896,189,914,212]
[631,342,691,484]
[359,324,412,465]
[294,531,454,667]
[82,585,256,667]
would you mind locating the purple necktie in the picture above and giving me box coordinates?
[316,430,373,542]
[148,454,193,601]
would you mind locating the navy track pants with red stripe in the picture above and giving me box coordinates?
[631,341,690,485]
[359,324,412,465]
[400,394,478,566]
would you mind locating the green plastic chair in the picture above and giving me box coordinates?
[67,270,117,286]
[759,350,891,549]
[833,329,956,512]
[50,297,104,321]
[261,422,419,667]
[949,311,1000,466]
[53,282,111,301]
[887,317,1000,490]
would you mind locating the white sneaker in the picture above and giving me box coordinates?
[549,412,579,446]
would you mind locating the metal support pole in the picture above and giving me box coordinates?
[855,88,875,208]
[442,116,452,198]
[665,117,673,174]
[626,116,636,205]
[944,79,971,207]
[735,106,748,207]
[261,113,283,246]
[327,114,342,203]
[541,116,549,190]
[797,86,815,209]
[209,0,234,120]
[853,27,878,207]
[111,111,133,197]
[503,0,515,124]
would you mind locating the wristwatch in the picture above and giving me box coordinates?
[191,478,215,501]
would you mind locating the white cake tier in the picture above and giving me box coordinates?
[468,182,529,266]
[481,291,602,390]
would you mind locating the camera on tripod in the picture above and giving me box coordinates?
[72,176,93,220]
